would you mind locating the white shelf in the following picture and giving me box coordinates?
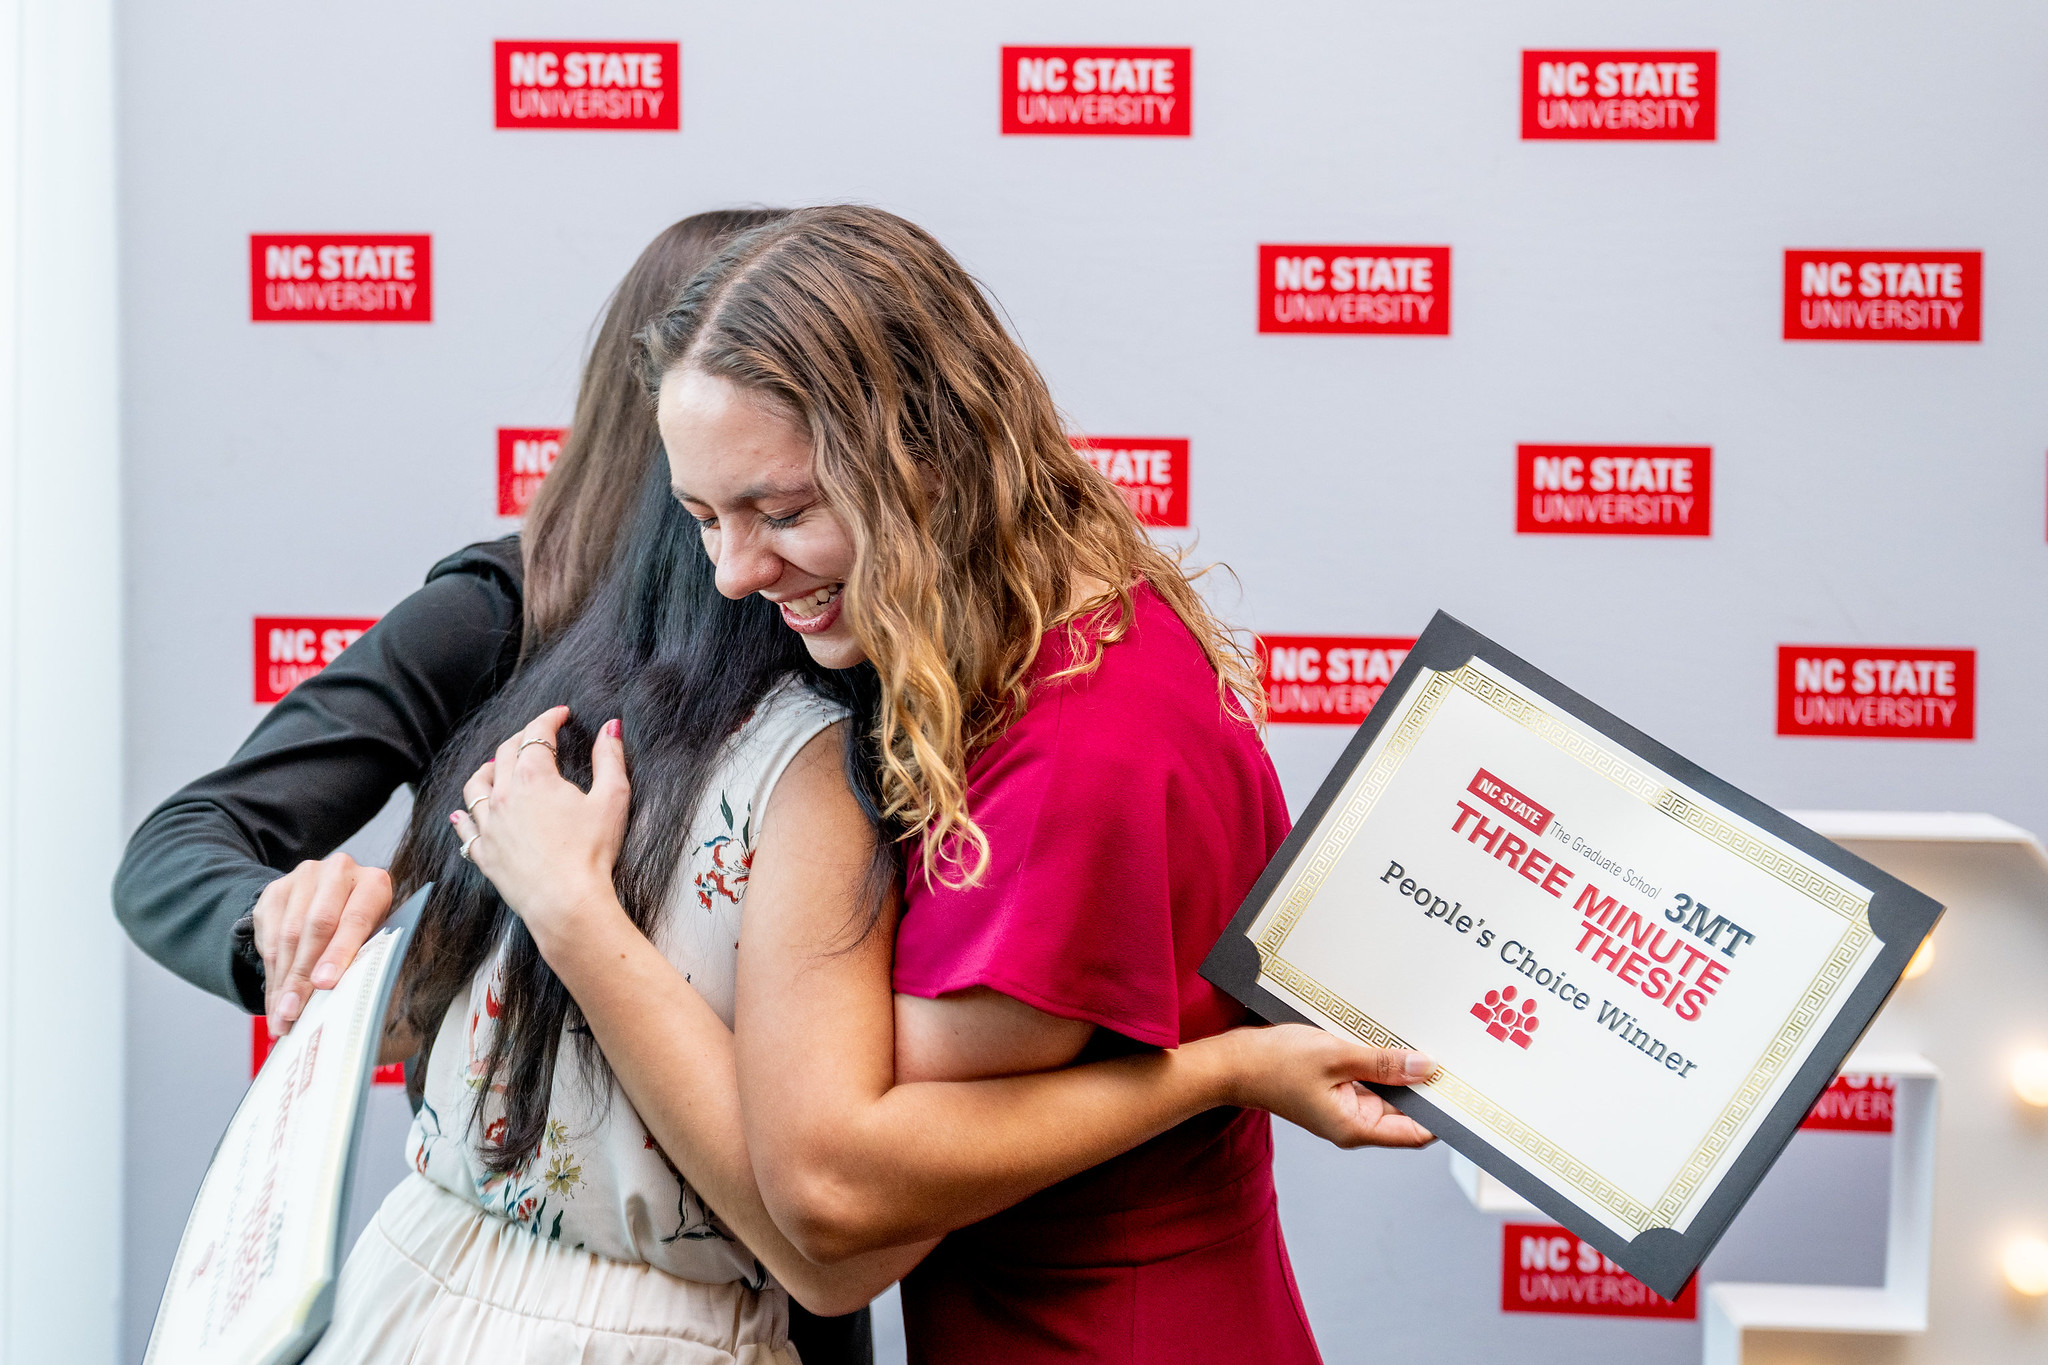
[1704,1283,1924,1334]
[1447,1149,1538,1215]
[1704,1062,1938,1364]
[1789,809,2048,874]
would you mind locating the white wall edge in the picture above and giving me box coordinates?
[2,0,125,1358]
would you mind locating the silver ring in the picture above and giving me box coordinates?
[518,738,557,756]
[459,834,480,862]
[466,794,489,813]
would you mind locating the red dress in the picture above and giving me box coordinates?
[892,583,1321,1364]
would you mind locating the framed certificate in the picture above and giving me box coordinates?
[1203,615,1941,1298]
[143,888,425,1365]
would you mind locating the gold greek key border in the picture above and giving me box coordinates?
[1252,662,1875,1233]
[1254,671,1452,958]
[1651,919,1869,1223]
[1450,667,1868,924]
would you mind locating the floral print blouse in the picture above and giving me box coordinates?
[406,679,847,1285]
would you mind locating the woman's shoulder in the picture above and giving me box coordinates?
[425,534,524,600]
[717,678,851,786]
[1038,581,1235,722]
[692,677,852,855]
[349,536,525,700]
[368,534,525,660]
[986,581,1270,809]
[748,675,851,736]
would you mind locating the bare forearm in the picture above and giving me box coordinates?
[756,1033,1243,1259]
[731,744,1253,1259]
[537,904,929,1312]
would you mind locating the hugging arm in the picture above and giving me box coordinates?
[113,543,522,1029]
[456,707,1427,1303]
[735,726,1435,1265]
[531,904,935,1314]
[454,708,931,1317]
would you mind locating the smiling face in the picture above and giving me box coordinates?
[658,366,867,669]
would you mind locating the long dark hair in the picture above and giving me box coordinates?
[389,460,885,1173]
[521,208,791,651]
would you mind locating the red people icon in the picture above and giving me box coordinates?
[1470,985,1539,1049]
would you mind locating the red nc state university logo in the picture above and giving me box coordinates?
[1473,986,1540,1048]
[1002,47,1191,136]
[495,42,680,130]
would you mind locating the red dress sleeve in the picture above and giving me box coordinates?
[892,586,1289,1049]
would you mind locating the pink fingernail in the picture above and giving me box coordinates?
[449,812,461,825]
[605,718,621,738]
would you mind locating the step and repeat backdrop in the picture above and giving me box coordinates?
[120,2,2048,1362]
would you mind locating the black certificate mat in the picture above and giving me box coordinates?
[1202,614,1941,1299]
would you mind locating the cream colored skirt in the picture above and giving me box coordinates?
[306,1174,799,1365]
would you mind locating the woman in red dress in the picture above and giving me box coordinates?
[456,206,1435,1363]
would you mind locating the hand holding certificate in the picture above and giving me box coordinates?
[1204,615,1941,1299]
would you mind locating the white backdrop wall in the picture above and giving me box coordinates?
[118,2,2048,1362]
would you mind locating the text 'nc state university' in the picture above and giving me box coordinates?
[1521,51,1717,141]
[1259,246,1451,336]
[1517,445,1711,537]
[1002,47,1190,135]
[249,235,431,322]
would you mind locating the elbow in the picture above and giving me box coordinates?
[782,1272,889,1321]
[789,1220,879,1269]
[772,1169,900,1265]
[765,1172,907,1314]
[109,846,146,932]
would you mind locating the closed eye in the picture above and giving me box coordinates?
[673,489,719,531]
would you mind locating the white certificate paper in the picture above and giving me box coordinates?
[1204,615,1939,1297]
[144,912,415,1365]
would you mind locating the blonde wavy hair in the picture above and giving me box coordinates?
[640,206,1262,885]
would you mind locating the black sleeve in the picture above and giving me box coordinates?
[113,538,525,1012]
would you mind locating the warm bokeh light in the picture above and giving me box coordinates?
[2004,1235,2048,1297]
[2013,1049,2048,1108]
[1998,1236,2048,1301]
[1902,934,1935,980]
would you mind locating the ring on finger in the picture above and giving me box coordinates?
[518,737,556,756]
[466,794,490,813]
[460,834,480,862]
